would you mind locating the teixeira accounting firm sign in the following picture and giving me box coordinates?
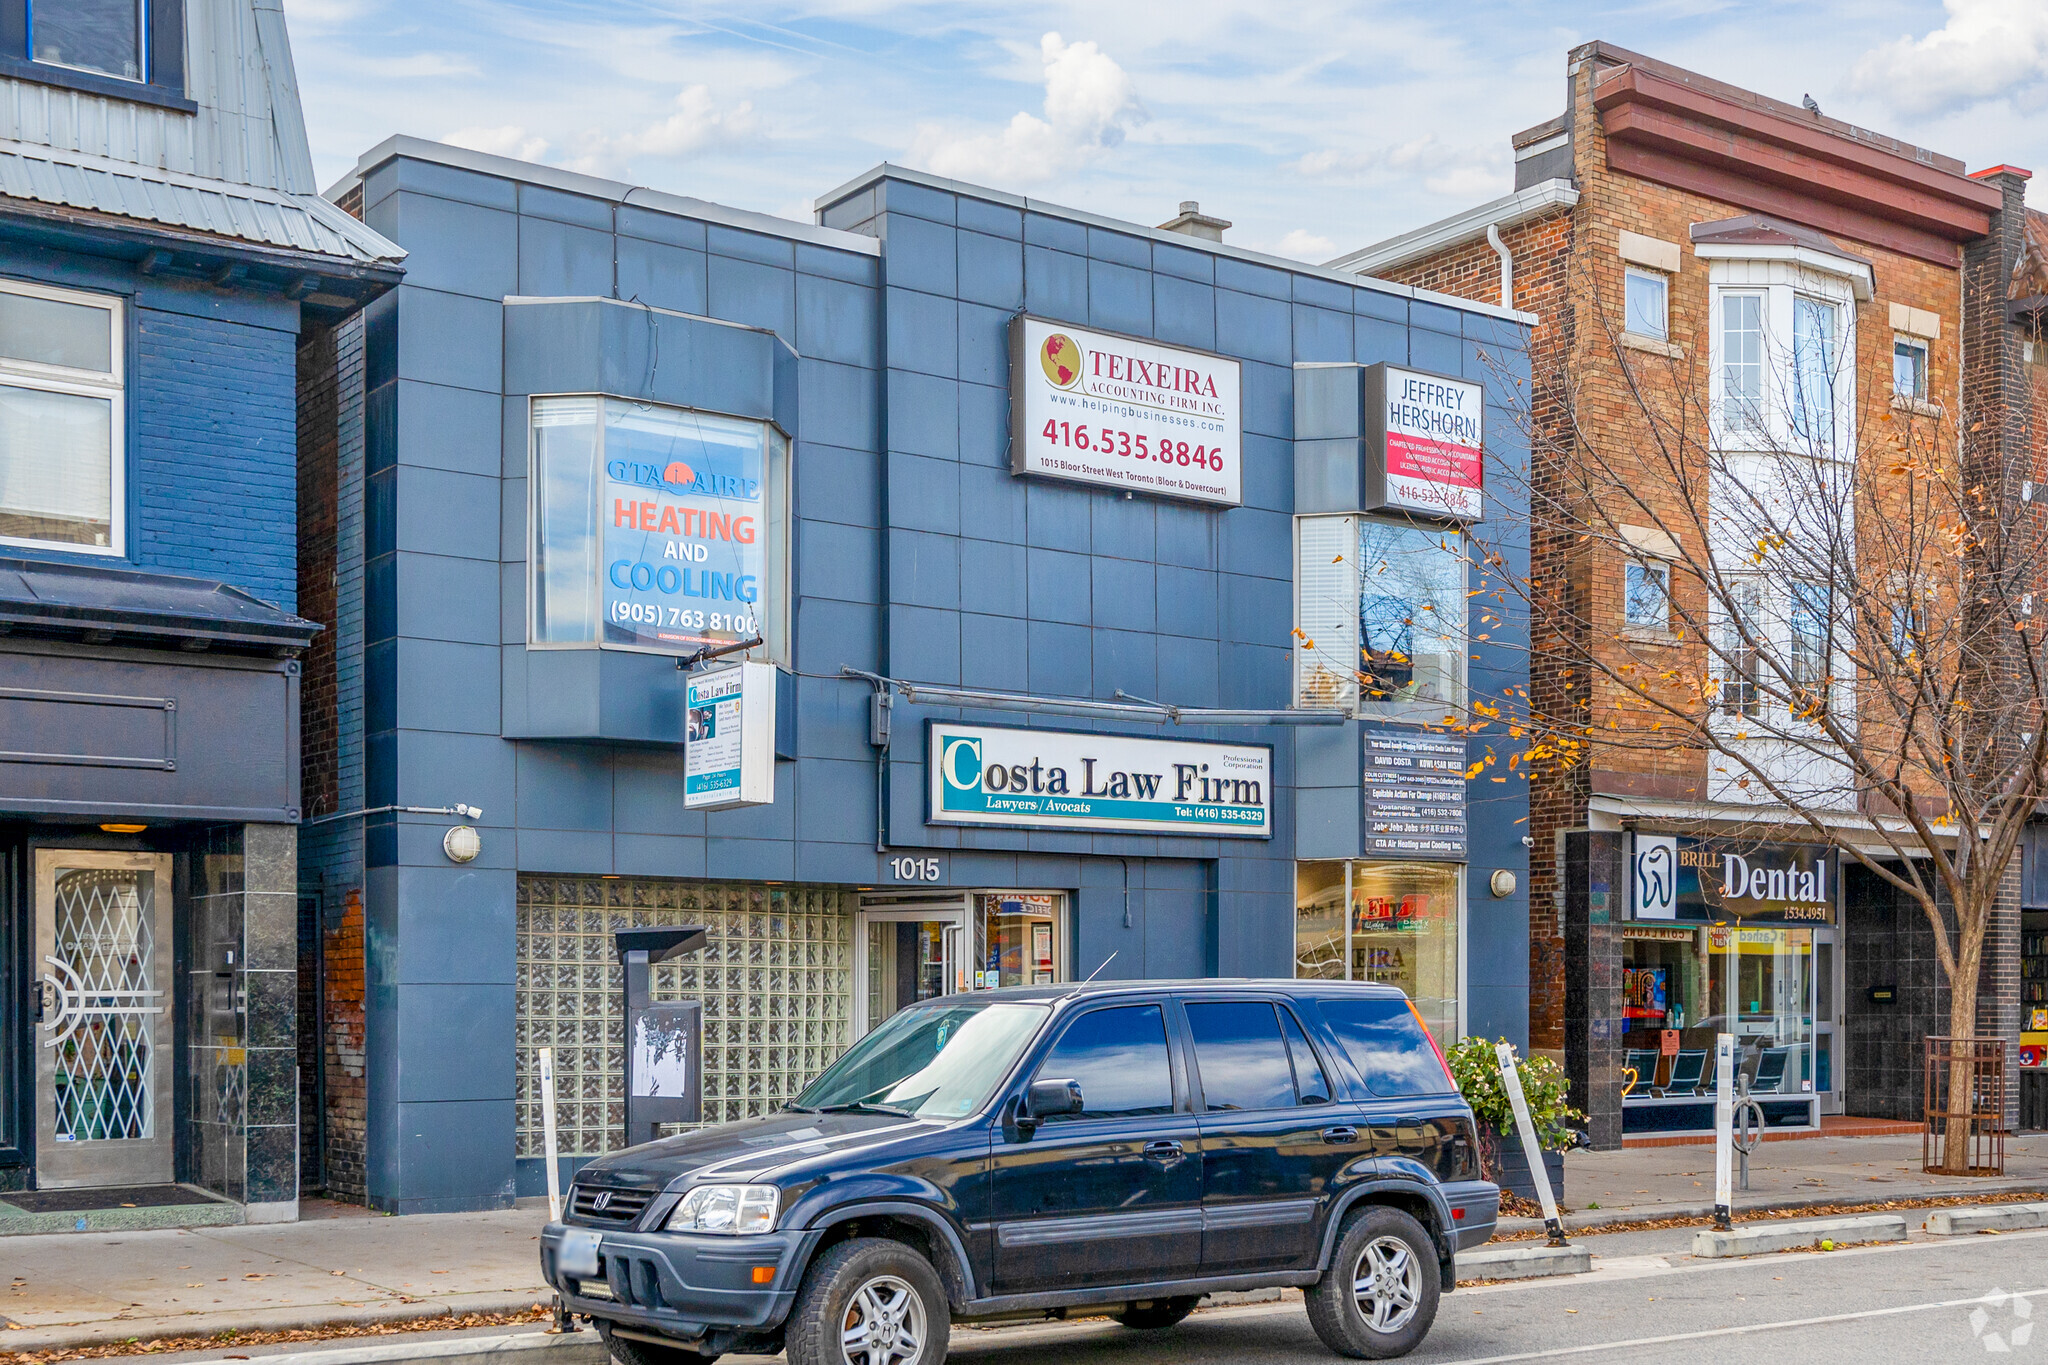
[1365,364,1485,522]
[1009,315,1243,506]
[928,722,1271,838]
[1629,834,1835,925]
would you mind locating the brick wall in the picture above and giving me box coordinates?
[131,303,300,608]
[323,888,367,1202]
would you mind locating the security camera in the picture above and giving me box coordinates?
[1521,835,1535,848]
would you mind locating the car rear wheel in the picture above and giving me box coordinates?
[1114,1296,1201,1330]
[785,1237,951,1365]
[594,1320,720,1365]
[1304,1205,1440,1359]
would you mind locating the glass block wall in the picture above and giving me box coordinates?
[515,876,854,1159]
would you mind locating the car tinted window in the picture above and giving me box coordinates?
[1186,1001,1298,1111]
[1034,1004,1174,1121]
[1277,1006,1332,1104]
[1318,997,1454,1097]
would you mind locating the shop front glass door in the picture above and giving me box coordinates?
[34,851,174,1188]
[1709,926,1815,1103]
[856,900,967,1036]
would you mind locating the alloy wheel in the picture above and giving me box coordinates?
[839,1273,926,1365]
[1350,1233,1422,1334]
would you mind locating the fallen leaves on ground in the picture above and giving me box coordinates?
[1491,1188,2048,1242]
[0,1305,553,1364]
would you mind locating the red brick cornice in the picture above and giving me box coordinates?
[1592,64,2001,265]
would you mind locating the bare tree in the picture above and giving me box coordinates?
[1473,261,2041,1173]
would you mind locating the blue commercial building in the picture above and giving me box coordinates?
[0,1,401,1222]
[303,138,1532,1213]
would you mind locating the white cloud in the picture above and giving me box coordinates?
[444,125,551,163]
[280,0,375,31]
[1292,133,1508,199]
[1850,0,2048,116]
[908,32,1144,183]
[618,86,761,159]
[1273,228,1336,261]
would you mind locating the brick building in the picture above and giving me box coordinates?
[1331,42,2040,1145]
[0,0,399,1221]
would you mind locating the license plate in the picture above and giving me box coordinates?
[557,1228,602,1278]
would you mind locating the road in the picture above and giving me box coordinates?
[924,1227,2047,1365]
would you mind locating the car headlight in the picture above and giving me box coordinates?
[665,1184,780,1234]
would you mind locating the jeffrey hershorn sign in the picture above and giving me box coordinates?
[928,723,1271,837]
[1363,363,1484,522]
[1009,315,1243,506]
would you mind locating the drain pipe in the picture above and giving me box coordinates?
[1486,223,1512,309]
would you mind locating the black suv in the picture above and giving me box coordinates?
[541,981,1496,1364]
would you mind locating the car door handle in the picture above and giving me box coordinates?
[1142,1140,1184,1162]
[1321,1126,1360,1145]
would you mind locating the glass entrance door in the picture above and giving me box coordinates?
[34,851,174,1188]
[854,894,969,1037]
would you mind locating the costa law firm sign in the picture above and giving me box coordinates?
[928,723,1271,838]
[1009,315,1243,506]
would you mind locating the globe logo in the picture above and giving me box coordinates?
[1040,333,1082,389]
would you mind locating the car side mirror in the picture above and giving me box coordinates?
[1023,1077,1083,1124]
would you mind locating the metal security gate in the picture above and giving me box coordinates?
[33,851,174,1188]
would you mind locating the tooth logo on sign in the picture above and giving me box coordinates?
[1632,835,1677,920]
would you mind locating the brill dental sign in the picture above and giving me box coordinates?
[1630,834,1834,924]
[928,723,1271,838]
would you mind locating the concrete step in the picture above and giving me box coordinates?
[1457,1243,1593,1280]
[1925,1203,2048,1234]
[174,1330,605,1365]
[1692,1213,1909,1258]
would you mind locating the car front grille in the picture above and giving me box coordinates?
[570,1183,655,1226]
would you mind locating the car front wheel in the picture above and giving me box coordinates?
[785,1237,951,1365]
[1304,1205,1441,1359]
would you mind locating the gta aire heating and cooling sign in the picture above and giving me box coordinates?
[1009,315,1244,507]
[929,723,1271,838]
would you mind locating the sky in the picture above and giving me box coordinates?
[283,0,2048,264]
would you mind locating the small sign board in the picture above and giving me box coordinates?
[1364,364,1485,522]
[685,661,776,809]
[1630,835,1835,924]
[1361,730,1466,859]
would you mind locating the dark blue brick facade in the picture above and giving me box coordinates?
[316,141,1533,1213]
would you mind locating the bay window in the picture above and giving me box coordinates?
[1719,292,1765,435]
[1791,296,1839,449]
[0,279,123,555]
[1294,513,1467,720]
[529,395,790,666]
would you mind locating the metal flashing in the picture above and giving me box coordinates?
[1324,179,1581,280]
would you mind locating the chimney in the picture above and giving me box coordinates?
[1157,200,1231,243]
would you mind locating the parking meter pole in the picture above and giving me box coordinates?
[540,1046,563,1223]
[1496,1042,1567,1247]
[1713,1033,1735,1230]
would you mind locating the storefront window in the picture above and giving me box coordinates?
[1294,860,1462,1042]
[975,893,1062,988]
[529,395,790,665]
[1293,515,1467,720]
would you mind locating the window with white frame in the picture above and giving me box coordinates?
[1719,292,1765,434]
[1625,559,1670,630]
[1791,296,1839,449]
[1893,336,1928,401]
[0,280,124,554]
[1294,514,1468,720]
[1718,580,1763,718]
[1787,580,1833,702]
[1625,269,1669,342]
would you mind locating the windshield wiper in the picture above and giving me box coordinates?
[813,1102,915,1117]
[782,1102,819,1113]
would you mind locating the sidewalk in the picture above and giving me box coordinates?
[8,1135,2048,1353]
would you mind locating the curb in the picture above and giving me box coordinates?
[161,1330,602,1365]
[2,1294,556,1354]
[1458,1244,1592,1281]
[1692,1213,1908,1258]
[1925,1203,2048,1235]
[1496,1181,2048,1234]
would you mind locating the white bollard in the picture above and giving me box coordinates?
[1713,1033,1735,1230]
[1496,1041,1567,1246]
[540,1045,564,1224]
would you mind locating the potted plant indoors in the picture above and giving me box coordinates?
[1445,1036,1584,1204]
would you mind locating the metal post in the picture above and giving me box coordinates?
[1713,1033,1735,1230]
[540,1046,563,1224]
[1496,1041,1568,1247]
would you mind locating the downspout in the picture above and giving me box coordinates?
[1486,224,1513,310]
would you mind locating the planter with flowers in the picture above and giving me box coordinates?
[1445,1036,1583,1204]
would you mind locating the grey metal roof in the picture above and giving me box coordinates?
[0,556,318,650]
[0,138,403,267]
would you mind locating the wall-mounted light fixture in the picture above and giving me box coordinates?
[443,825,482,863]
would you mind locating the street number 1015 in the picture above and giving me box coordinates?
[889,856,941,882]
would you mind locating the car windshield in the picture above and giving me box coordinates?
[794,1001,1047,1120]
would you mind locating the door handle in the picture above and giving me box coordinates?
[1321,1126,1360,1145]
[1142,1139,1184,1163]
